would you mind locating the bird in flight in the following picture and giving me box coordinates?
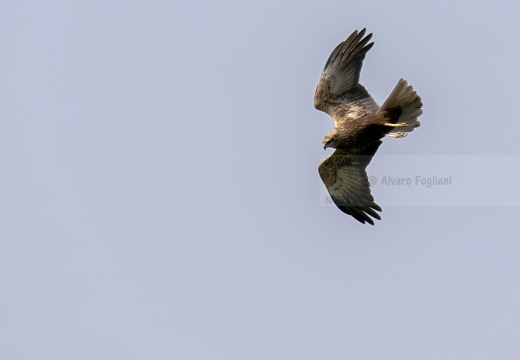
[314,28,423,225]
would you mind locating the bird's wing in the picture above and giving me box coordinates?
[318,144,382,225]
[314,29,379,122]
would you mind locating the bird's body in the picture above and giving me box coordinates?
[314,29,423,225]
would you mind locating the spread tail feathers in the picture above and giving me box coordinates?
[378,78,423,133]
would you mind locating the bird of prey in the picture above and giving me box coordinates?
[314,28,423,225]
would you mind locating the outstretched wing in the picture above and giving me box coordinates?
[318,144,382,225]
[314,29,379,121]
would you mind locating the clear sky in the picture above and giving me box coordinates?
[2,1,520,359]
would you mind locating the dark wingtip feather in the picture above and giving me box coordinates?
[338,205,381,225]
[364,206,382,220]
[371,203,383,212]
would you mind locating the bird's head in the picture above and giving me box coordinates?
[322,129,339,150]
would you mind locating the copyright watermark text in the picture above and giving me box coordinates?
[368,175,453,187]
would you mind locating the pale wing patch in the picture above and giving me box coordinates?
[334,104,372,120]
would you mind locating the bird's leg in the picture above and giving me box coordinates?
[386,132,407,138]
[384,122,408,128]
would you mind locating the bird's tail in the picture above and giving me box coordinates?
[378,78,423,133]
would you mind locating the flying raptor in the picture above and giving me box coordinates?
[314,29,423,225]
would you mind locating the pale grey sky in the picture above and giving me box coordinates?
[2,1,520,359]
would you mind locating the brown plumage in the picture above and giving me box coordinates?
[314,29,423,225]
